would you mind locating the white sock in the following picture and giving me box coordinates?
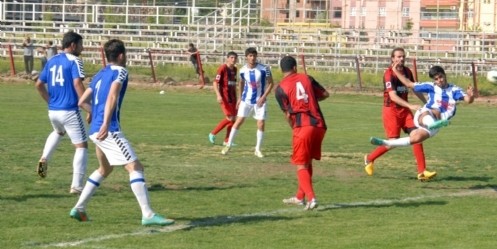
[41,131,62,160]
[383,137,411,147]
[227,128,239,146]
[129,171,154,218]
[74,170,105,210]
[72,148,88,190]
[255,129,264,151]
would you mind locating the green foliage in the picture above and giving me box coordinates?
[1,82,497,248]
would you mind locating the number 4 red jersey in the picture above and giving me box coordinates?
[275,74,327,129]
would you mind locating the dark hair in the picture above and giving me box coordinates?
[227,51,238,58]
[48,41,53,45]
[280,56,297,73]
[390,47,405,58]
[189,43,194,47]
[61,31,83,49]
[428,65,446,79]
[245,47,257,56]
[104,39,126,63]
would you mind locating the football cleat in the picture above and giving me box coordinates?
[254,150,264,158]
[142,214,175,226]
[37,159,48,178]
[221,145,231,155]
[208,133,216,144]
[70,208,89,222]
[370,137,385,146]
[304,199,318,211]
[417,170,437,182]
[427,119,450,130]
[282,197,304,206]
[364,154,374,176]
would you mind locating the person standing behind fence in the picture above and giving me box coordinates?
[187,43,201,78]
[208,51,238,145]
[221,47,274,158]
[35,31,88,194]
[70,39,174,226]
[363,47,437,181]
[46,41,58,60]
[23,37,35,75]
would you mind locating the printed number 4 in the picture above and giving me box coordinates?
[49,65,64,86]
[296,82,308,103]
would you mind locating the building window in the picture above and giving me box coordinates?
[379,7,386,17]
[402,7,409,17]
[333,7,342,18]
[350,7,356,17]
[296,11,300,18]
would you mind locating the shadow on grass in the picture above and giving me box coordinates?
[0,194,68,202]
[319,200,447,212]
[439,176,493,182]
[185,215,292,229]
[148,183,251,192]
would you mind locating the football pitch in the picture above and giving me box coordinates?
[1,82,497,249]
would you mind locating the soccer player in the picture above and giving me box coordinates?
[363,47,437,181]
[35,31,88,194]
[208,51,238,145]
[221,47,274,157]
[275,56,329,210]
[70,39,174,226]
[370,64,474,154]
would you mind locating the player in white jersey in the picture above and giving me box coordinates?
[221,47,274,157]
[70,39,174,226]
[370,63,474,151]
[35,31,88,194]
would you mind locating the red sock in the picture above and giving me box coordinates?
[224,122,234,143]
[211,119,231,135]
[367,145,389,162]
[412,143,426,173]
[297,168,315,201]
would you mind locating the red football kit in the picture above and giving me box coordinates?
[215,64,238,116]
[382,66,416,138]
[275,74,327,165]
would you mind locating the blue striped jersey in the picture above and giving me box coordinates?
[88,65,128,134]
[414,82,467,120]
[239,63,272,104]
[38,53,85,111]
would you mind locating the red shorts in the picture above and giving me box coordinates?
[291,126,326,165]
[221,102,237,117]
[382,106,416,138]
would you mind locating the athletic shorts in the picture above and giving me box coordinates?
[237,101,266,120]
[221,101,237,117]
[382,107,416,138]
[89,131,138,166]
[291,126,326,165]
[413,108,440,138]
[48,110,87,144]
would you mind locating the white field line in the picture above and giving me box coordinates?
[39,188,495,248]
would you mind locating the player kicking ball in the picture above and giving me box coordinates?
[370,63,474,180]
[70,39,174,226]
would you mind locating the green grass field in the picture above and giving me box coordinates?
[1,82,497,249]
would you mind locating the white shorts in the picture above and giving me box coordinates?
[48,110,87,144]
[237,101,266,120]
[90,132,138,166]
[413,108,440,138]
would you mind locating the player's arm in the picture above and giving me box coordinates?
[274,86,292,127]
[213,69,223,103]
[388,91,420,111]
[257,73,274,107]
[391,62,415,89]
[309,76,329,101]
[464,85,475,104]
[96,81,121,141]
[35,79,49,104]
[78,88,93,114]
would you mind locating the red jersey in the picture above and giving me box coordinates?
[383,66,414,108]
[215,64,237,104]
[275,74,327,129]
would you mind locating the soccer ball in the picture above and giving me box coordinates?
[486,70,497,84]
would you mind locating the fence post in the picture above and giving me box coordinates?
[8,44,16,77]
[471,62,479,98]
[412,58,418,82]
[300,53,307,74]
[148,49,157,83]
[355,55,362,90]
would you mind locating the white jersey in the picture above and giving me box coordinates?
[239,63,272,104]
[414,82,467,120]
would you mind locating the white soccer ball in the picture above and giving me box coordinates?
[486,70,497,84]
[159,90,165,95]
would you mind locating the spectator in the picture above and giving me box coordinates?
[23,37,35,75]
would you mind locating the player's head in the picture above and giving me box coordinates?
[104,39,126,67]
[226,51,238,67]
[189,43,194,48]
[428,65,447,86]
[62,31,83,56]
[48,41,53,46]
[280,56,297,73]
[390,47,405,67]
[245,47,257,66]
